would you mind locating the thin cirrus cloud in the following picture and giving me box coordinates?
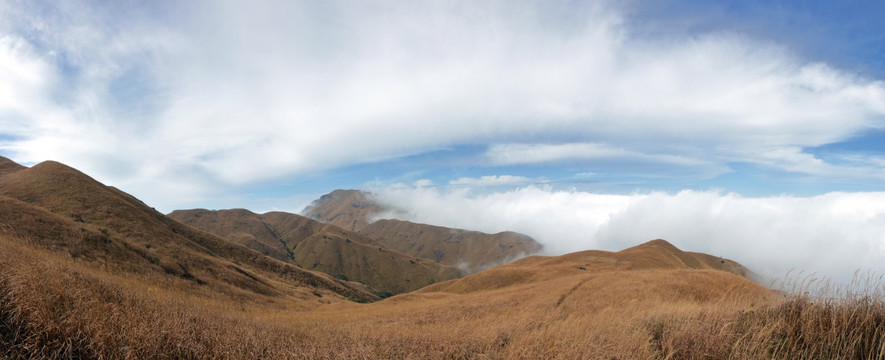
[368,185,885,284]
[0,0,883,213]
[449,175,540,187]
[485,143,722,168]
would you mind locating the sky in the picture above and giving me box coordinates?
[2,0,885,283]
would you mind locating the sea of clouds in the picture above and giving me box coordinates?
[369,184,885,284]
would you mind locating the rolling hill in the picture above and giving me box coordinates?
[417,238,753,294]
[304,189,543,272]
[285,238,783,358]
[0,156,26,176]
[168,208,461,294]
[0,157,376,304]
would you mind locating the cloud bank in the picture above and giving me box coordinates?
[370,184,885,283]
[1,1,884,210]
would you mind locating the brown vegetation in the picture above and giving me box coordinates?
[169,208,461,294]
[0,158,377,303]
[4,231,885,359]
[649,277,885,359]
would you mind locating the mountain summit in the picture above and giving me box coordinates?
[304,189,543,272]
[0,156,26,177]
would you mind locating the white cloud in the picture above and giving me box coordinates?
[413,179,434,188]
[486,143,719,167]
[0,37,50,113]
[487,143,625,165]
[1,1,884,211]
[370,185,885,284]
[738,146,885,180]
[449,175,539,186]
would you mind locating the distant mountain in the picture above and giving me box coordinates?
[302,189,382,231]
[304,189,543,272]
[168,209,461,294]
[0,157,376,303]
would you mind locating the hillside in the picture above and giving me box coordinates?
[284,239,787,358]
[304,189,542,272]
[0,156,26,177]
[360,219,542,273]
[418,239,752,294]
[0,157,376,304]
[169,209,461,294]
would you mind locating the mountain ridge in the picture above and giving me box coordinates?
[0,156,378,303]
[304,189,543,272]
[418,238,755,294]
[168,208,461,294]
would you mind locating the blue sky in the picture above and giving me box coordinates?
[2,0,885,281]
[629,1,885,77]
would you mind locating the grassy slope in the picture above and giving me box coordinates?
[305,189,543,272]
[169,209,461,294]
[168,208,295,262]
[417,238,753,294]
[4,221,883,358]
[0,237,356,359]
[0,157,26,176]
[0,158,376,303]
[360,219,542,273]
[302,269,772,359]
[295,239,883,359]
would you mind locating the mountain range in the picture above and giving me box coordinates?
[4,156,870,359]
[168,208,460,294]
[169,189,544,294]
[0,157,377,303]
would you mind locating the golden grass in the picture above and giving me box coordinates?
[651,275,885,359]
[4,231,885,359]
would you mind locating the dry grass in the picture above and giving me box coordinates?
[651,275,885,359]
[0,240,296,359]
[4,231,885,359]
[0,161,380,303]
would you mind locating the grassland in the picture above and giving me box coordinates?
[2,157,884,359]
[4,230,885,359]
